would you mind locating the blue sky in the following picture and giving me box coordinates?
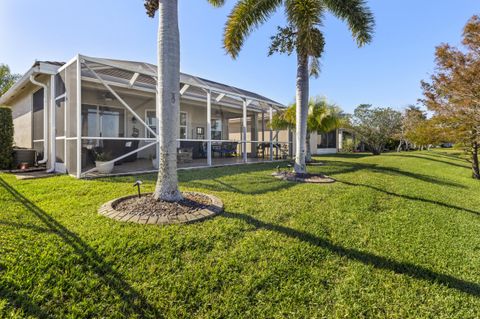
[0,1,478,113]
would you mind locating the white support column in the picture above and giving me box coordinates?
[338,129,343,151]
[261,111,265,142]
[207,90,212,166]
[288,126,293,158]
[269,105,274,161]
[242,99,248,163]
[49,75,55,171]
[251,113,258,159]
[76,55,82,178]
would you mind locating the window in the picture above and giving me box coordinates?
[211,119,222,140]
[55,73,66,97]
[145,111,187,139]
[81,105,125,138]
[317,130,337,149]
[180,112,187,139]
[32,89,44,141]
[146,110,156,138]
[100,107,125,137]
[33,89,44,112]
[82,105,98,137]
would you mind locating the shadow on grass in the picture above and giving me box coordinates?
[0,280,50,318]
[315,153,372,159]
[98,162,297,195]
[223,211,480,297]
[107,158,465,196]
[0,221,54,234]
[390,153,470,169]
[431,151,468,163]
[321,160,466,189]
[0,177,159,318]
[98,162,287,184]
[336,179,480,217]
[185,177,297,195]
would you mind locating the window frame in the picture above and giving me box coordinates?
[211,118,222,140]
[145,110,188,139]
[145,109,157,139]
[179,111,188,140]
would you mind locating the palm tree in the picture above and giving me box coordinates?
[306,97,343,161]
[145,0,224,201]
[223,0,374,173]
[270,97,343,162]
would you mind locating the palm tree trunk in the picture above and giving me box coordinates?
[154,0,183,202]
[472,141,480,179]
[294,52,309,173]
[305,132,312,163]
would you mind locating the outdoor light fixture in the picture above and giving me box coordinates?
[103,92,114,102]
[133,180,143,198]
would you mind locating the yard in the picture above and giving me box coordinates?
[1,150,480,318]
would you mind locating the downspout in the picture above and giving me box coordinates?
[29,75,49,165]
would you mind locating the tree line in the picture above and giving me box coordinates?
[344,15,480,180]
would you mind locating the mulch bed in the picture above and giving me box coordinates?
[272,171,335,184]
[113,192,212,218]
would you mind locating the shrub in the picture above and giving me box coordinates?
[0,106,13,169]
[341,139,356,153]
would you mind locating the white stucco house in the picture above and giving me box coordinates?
[0,54,343,178]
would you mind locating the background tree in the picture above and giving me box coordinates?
[271,97,343,162]
[0,106,13,169]
[397,105,426,151]
[0,64,21,97]
[145,0,224,201]
[405,117,445,150]
[350,104,402,155]
[421,15,480,179]
[223,0,374,174]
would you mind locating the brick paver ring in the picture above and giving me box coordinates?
[98,192,223,225]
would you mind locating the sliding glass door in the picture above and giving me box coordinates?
[81,105,125,141]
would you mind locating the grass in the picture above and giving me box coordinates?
[1,149,480,318]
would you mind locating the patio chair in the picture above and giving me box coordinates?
[213,142,238,157]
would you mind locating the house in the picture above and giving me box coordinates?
[0,54,345,178]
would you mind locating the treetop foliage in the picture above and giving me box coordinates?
[0,64,21,97]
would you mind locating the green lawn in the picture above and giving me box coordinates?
[1,150,480,318]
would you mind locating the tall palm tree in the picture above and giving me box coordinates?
[145,0,224,201]
[223,0,374,173]
[270,97,343,162]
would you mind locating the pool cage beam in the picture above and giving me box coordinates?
[74,55,285,177]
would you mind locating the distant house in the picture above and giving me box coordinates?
[0,54,344,178]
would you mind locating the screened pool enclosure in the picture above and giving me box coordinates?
[54,55,290,178]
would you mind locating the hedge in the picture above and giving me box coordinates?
[0,106,13,169]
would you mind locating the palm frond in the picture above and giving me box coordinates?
[322,0,375,46]
[309,56,321,77]
[207,0,226,7]
[224,0,283,58]
[145,0,224,18]
[144,0,159,18]
[285,0,323,30]
[307,97,343,133]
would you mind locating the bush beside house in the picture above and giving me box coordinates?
[0,106,13,169]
